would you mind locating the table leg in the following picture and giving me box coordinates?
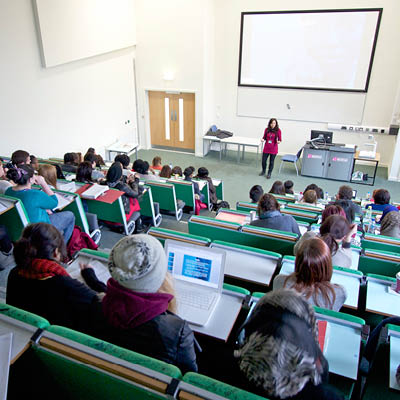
[237,145,240,163]
[372,161,378,186]
[242,144,245,161]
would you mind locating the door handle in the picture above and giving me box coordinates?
[174,111,177,121]
[171,111,174,121]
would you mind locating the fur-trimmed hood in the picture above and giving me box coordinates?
[235,289,328,399]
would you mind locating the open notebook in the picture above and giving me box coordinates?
[80,184,108,199]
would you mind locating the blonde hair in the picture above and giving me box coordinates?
[38,164,58,189]
[158,272,177,313]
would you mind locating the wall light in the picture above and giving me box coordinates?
[163,71,175,81]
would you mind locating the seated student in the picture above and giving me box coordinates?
[268,180,285,195]
[5,165,75,242]
[30,155,39,171]
[62,152,79,173]
[0,158,12,194]
[52,163,66,180]
[114,154,132,176]
[235,289,342,399]
[97,235,198,373]
[284,180,294,195]
[195,167,218,206]
[333,185,362,217]
[76,162,94,184]
[105,162,143,230]
[294,215,356,269]
[304,183,324,200]
[365,189,391,211]
[299,189,318,206]
[249,184,264,203]
[133,159,159,181]
[250,194,301,235]
[151,156,163,175]
[274,238,347,311]
[171,166,183,178]
[84,147,105,167]
[159,165,172,179]
[6,223,105,333]
[184,167,204,202]
[380,210,400,238]
[84,152,105,181]
[321,204,347,223]
[38,164,58,189]
[10,149,31,167]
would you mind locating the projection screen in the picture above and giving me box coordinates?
[238,9,382,92]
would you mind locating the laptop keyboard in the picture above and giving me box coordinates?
[178,289,216,310]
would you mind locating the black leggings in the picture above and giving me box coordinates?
[261,153,277,174]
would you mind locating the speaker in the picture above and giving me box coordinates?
[389,125,399,136]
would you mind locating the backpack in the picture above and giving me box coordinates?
[67,226,98,259]
[213,201,230,212]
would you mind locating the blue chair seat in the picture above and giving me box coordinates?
[279,147,303,176]
[281,154,297,162]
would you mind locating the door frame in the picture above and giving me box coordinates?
[144,88,199,154]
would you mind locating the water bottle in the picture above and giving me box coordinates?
[364,206,373,233]
[169,163,172,169]
[325,191,329,201]
[366,191,371,201]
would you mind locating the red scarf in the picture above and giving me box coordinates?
[18,258,70,280]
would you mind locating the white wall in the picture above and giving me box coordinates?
[213,0,400,167]
[0,1,137,159]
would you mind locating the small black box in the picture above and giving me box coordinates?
[389,124,399,136]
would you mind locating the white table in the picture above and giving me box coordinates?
[105,141,139,162]
[366,275,400,317]
[203,135,261,163]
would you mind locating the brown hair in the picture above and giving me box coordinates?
[285,237,336,308]
[269,180,285,195]
[159,165,172,178]
[258,193,280,215]
[319,215,351,255]
[337,185,353,200]
[302,190,317,205]
[322,205,346,223]
[373,189,391,205]
[152,156,162,167]
[38,164,58,189]
[157,272,177,313]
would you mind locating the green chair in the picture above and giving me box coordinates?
[236,201,257,213]
[180,372,268,400]
[359,249,400,278]
[270,193,295,204]
[148,227,211,247]
[167,179,195,210]
[213,179,224,201]
[280,207,319,224]
[0,194,29,241]
[284,203,323,214]
[139,185,162,227]
[361,233,400,255]
[145,181,184,220]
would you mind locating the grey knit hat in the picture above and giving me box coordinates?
[108,234,167,293]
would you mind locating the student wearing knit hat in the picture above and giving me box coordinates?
[98,234,198,373]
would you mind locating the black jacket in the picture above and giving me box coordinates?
[107,179,142,215]
[95,310,198,374]
[6,267,101,334]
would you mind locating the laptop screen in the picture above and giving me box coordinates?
[166,241,224,289]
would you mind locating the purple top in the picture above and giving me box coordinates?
[262,128,282,154]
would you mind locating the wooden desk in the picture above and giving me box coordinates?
[351,151,380,186]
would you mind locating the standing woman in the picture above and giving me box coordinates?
[260,118,281,179]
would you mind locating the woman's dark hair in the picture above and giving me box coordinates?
[159,165,172,178]
[14,223,68,268]
[258,193,280,215]
[286,237,336,308]
[304,183,323,199]
[268,118,279,131]
[11,150,30,166]
[87,147,95,154]
[322,205,346,224]
[249,185,264,203]
[319,215,352,256]
[6,165,34,185]
[52,164,65,179]
[337,185,353,200]
[284,180,294,194]
[133,159,149,174]
[84,152,97,165]
[64,152,77,165]
[335,199,355,223]
[152,156,162,166]
[114,154,130,168]
[183,167,193,178]
[171,166,182,177]
[269,180,285,195]
[76,162,93,183]
[197,167,209,178]
[373,189,390,205]
[30,155,38,165]
[106,162,123,183]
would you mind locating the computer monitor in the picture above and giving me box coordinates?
[310,130,333,144]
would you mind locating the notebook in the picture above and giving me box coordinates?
[164,240,226,326]
[80,184,108,199]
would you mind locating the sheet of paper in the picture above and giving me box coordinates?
[53,193,73,211]
[68,256,111,285]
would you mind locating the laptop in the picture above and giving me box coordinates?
[164,240,226,326]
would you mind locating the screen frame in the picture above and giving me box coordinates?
[238,8,383,93]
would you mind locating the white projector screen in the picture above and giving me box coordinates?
[238,9,382,92]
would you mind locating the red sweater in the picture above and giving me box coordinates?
[262,128,281,154]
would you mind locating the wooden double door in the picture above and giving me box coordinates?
[148,91,195,151]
